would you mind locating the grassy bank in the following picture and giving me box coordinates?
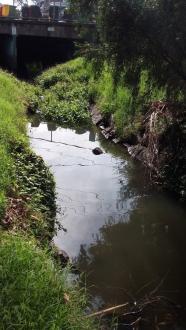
[33,58,184,141]
[0,70,95,329]
[0,70,55,241]
[32,58,91,126]
[32,58,169,136]
[33,59,185,199]
[0,234,95,330]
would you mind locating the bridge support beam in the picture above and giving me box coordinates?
[7,35,17,71]
[0,24,17,72]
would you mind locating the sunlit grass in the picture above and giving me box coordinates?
[0,71,28,217]
[35,58,91,125]
[0,69,96,329]
[0,233,95,330]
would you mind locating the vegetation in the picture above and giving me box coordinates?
[0,234,95,330]
[0,70,27,217]
[32,59,158,136]
[68,0,186,198]
[88,65,168,136]
[69,0,186,133]
[70,0,186,96]
[33,58,91,126]
[0,70,95,329]
[0,70,55,241]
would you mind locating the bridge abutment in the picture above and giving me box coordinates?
[7,35,17,71]
[0,34,17,72]
[0,19,95,75]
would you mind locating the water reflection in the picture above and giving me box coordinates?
[76,196,186,308]
[28,118,186,317]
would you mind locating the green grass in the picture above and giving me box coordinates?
[0,70,55,237]
[0,70,27,217]
[33,58,185,138]
[34,58,91,125]
[0,233,95,330]
[0,69,96,329]
[88,65,168,137]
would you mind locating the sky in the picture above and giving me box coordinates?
[0,0,34,5]
[0,0,14,3]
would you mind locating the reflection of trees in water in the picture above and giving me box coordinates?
[99,130,152,200]
[77,197,186,307]
[75,126,88,135]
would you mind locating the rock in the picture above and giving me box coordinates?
[112,137,121,144]
[123,143,149,164]
[101,130,111,140]
[56,249,70,267]
[127,145,145,158]
[90,105,103,126]
[92,147,103,155]
[101,128,116,140]
[104,126,112,133]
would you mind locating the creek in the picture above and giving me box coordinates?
[28,118,186,315]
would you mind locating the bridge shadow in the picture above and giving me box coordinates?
[17,35,75,78]
[0,34,76,78]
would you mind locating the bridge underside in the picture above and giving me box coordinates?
[0,34,76,76]
[0,19,95,75]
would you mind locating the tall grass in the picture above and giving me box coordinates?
[87,64,168,136]
[34,58,184,138]
[0,69,96,329]
[0,71,28,216]
[35,58,91,125]
[0,234,95,330]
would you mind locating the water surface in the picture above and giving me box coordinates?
[29,120,186,313]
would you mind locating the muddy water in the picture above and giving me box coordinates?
[29,120,186,311]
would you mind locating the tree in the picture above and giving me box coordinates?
[69,0,186,95]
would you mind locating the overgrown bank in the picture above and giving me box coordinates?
[32,58,186,200]
[0,70,95,329]
[0,70,55,242]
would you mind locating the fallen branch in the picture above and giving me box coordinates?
[130,316,142,326]
[85,303,129,318]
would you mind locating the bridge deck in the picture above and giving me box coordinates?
[0,18,95,39]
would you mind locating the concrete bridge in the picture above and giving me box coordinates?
[0,18,95,73]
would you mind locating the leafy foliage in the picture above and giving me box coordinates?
[11,145,56,218]
[70,0,186,97]
[35,58,91,126]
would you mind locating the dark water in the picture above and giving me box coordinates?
[28,120,186,315]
